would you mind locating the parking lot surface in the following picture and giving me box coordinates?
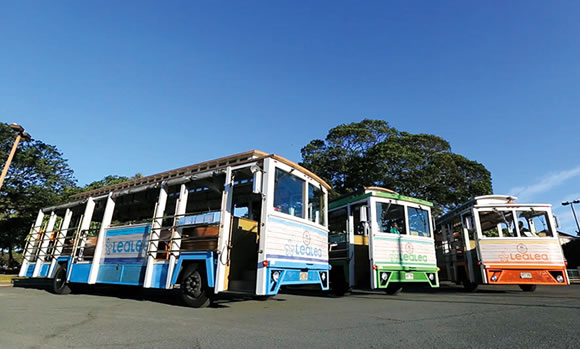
[0,282,578,348]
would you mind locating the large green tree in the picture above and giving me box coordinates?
[301,119,492,212]
[0,123,76,266]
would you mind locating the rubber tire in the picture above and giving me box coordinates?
[180,265,211,308]
[52,265,71,295]
[463,280,478,292]
[385,283,402,295]
[330,268,348,297]
[519,284,537,292]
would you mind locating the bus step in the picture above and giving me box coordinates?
[228,280,255,292]
[242,270,257,281]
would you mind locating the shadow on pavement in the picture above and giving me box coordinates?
[12,278,52,291]
[345,285,580,310]
[12,278,287,309]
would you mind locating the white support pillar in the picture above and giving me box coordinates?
[48,208,73,277]
[348,205,356,287]
[214,167,234,293]
[77,198,96,261]
[88,193,115,284]
[19,210,44,277]
[143,184,168,288]
[256,159,275,295]
[165,184,189,289]
[32,211,57,277]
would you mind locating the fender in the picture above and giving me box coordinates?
[170,251,215,288]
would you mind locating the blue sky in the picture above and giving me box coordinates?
[1,1,579,234]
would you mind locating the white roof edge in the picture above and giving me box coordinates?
[474,194,518,201]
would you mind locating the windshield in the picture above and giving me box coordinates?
[408,207,431,237]
[478,209,553,238]
[273,168,304,218]
[308,184,325,226]
[478,210,516,238]
[376,202,406,234]
[515,210,553,237]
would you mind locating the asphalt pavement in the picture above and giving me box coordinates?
[0,282,578,349]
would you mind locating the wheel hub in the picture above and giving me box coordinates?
[184,273,202,297]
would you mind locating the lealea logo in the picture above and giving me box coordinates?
[303,231,311,246]
[284,232,322,259]
[388,242,428,263]
[104,236,145,259]
[497,243,548,262]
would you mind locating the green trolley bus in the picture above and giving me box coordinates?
[328,187,439,295]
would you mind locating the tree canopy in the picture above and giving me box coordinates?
[301,119,492,212]
[0,123,76,266]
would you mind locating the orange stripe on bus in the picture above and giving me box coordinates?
[483,264,566,269]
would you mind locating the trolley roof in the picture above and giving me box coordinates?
[437,194,552,224]
[329,186,433,210]
[68,150,330,201]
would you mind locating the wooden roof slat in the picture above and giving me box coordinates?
[70,150,331,201]
[72,150,268,200]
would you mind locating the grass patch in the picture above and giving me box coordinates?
[0,275,21,284]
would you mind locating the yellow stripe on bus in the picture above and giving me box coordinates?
[479,240,555,244]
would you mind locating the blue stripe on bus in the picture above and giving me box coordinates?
[268,216,328,237]
[150,263,169,289]
[105,226,150,236]
[69,264,91,283]
[102,258,146,264]
[265,260,330,270]
[26,264,35,277]
[265,254,327,264]
[39,263,50,277]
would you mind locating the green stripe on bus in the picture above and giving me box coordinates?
[375,261,437,266]
[374,237,434,245]
[329,191,434,209]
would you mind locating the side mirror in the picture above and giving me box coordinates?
[359,206,368,223]
[251,165,262,194]
[553,215,560,229]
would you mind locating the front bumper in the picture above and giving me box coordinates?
[375,267,439,288]
[265,266,330,295]
[484,266,569,285]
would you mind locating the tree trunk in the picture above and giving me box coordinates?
[8,243,14,268]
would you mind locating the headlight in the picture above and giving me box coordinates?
[428,273,435,281]
[381,272,388,281]
[320,272,326,281]
[491,275,498,282]
[272,270,280,283]
[556,275,564,283]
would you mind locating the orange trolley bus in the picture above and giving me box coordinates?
[435,195,569,292]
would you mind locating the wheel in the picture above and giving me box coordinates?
[180,264,211,308]
[52,265,71,295]
[385,283,402,295]
[519,284,536,292]
[330,268,348,297]
[463,280,478,292]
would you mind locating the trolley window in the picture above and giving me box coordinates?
[408,207,431,237]
[478,210,517,238]
[516,210,553,237]
[376,202,406,234]
[329,208,348,238]
[273,168,304,218]
[308,184,325,226]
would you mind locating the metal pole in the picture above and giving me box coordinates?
[570,203,580,235]
[0,133,22,192]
